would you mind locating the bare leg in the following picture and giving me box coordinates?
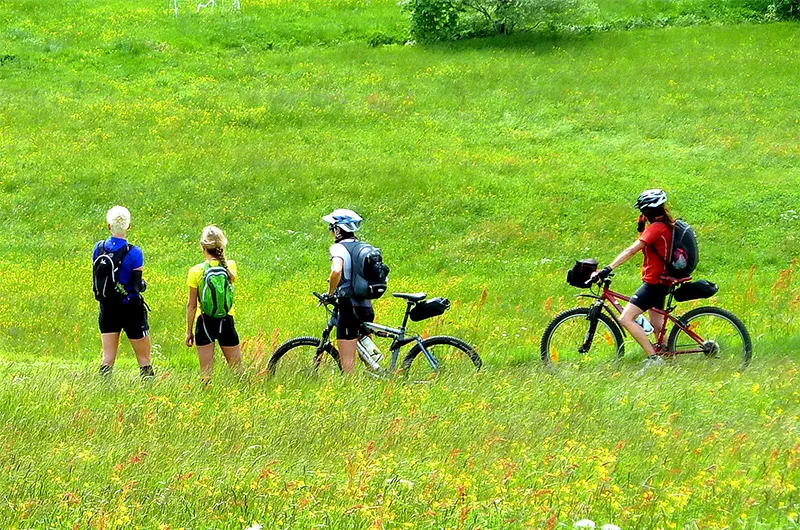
[130,335,152,367]
[648,310,666,345]
[220,344,243,373]
[619,303,656,357]
[101,333,121,367]
[337,339,358,374]
[197,344,215,379]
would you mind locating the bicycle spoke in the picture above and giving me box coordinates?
[403,337,480,381]
[268,339,340,379]
[542,308,623,366]
[668,308,751,370]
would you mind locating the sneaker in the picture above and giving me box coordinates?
[637,355,664,375]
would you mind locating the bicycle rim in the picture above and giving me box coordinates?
[402,336,481,382]
[542,308,623,367]
[268,337,340,379]
[668,309,751,370]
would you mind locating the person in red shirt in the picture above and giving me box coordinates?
[591,189,674,361]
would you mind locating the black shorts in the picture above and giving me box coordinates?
[337,299,374,341]
[629,283,670,312]
[195,314,240,347]
[98,300,149,340]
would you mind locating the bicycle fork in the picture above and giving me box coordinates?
[580,302,605,354]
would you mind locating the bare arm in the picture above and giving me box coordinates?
[608,240,646,270]
[592,239,646,282]
[186,287,198,347]
[328,257,343,296]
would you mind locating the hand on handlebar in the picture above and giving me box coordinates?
[590,266,613,284]
[319,293,336,306]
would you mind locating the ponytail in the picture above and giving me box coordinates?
[200,225,231,279]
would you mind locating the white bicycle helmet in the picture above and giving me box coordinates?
[322,209,362,232]
[634,189,667,210]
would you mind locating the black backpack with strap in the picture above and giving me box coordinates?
[652,219,699,277]
[341,241,390,300]
[93,241,132,303]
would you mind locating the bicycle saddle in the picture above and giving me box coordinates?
[392,292,427,302]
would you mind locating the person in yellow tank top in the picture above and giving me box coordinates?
[185,225,242,378]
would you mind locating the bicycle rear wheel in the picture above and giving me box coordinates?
[401,336,481,381]
[667,306,752,370]
[267,337,341,378]
[540,307,624,366]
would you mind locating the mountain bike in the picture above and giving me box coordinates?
[267,292,482,380]
[541,273,752,369]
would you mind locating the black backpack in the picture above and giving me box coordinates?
[341,241,390,300]
[653,219,699,277]
[92,241,131,302]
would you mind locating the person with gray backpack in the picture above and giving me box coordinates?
[321,209,389,374]
[185,225,241,379]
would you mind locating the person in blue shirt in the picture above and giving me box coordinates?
[92,206,153,378]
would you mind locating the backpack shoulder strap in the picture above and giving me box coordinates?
[112,243,132,264]
[647,220,671,265]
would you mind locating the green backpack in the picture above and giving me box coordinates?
[199,263,233,318]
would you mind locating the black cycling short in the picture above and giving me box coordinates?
[98,300,149,340]
[337,299,374,341]
[629,282,670,312]
[195,314,240,347]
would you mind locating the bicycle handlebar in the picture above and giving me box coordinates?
[586,271,614,288]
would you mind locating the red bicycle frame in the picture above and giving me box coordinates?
[581,278,707,356]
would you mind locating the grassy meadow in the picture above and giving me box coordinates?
[1,0,800,527]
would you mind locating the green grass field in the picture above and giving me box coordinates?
[1,0,800,527]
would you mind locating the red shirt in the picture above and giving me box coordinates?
[638,222,672,284]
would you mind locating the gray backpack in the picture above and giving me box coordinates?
[341,241,390,300]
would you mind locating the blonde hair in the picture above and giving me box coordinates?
[106,206,131,236]
[200,225,230,272]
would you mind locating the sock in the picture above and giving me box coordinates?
[139,365,155,378]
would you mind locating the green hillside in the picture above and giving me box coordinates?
[1,2,798,366]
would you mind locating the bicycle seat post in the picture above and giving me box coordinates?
[400,301,413,331]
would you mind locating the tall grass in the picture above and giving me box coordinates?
[2,360,800,527]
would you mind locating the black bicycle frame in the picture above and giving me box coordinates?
[318,295,437,372]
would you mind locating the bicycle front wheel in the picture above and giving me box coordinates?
[667,306,752,370]
[401,336,482,381]
[541,307,624,366]
[267,336,341,378]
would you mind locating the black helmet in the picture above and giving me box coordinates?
[634,189,667,210]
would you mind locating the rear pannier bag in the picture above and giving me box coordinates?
[567,259,598,288]
[673,280,718,302]
[409,297,450,322]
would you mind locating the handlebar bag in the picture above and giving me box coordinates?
[673,279,718,302]
[567,259,598,288]
[409,297,451,322]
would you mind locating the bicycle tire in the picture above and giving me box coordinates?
[266,336,341,377]
[667,306,752,369]
[540,307,625,365]
[400,336,481,379]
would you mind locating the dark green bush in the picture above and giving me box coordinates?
[401,0,581,40]
[399,0,464,41]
